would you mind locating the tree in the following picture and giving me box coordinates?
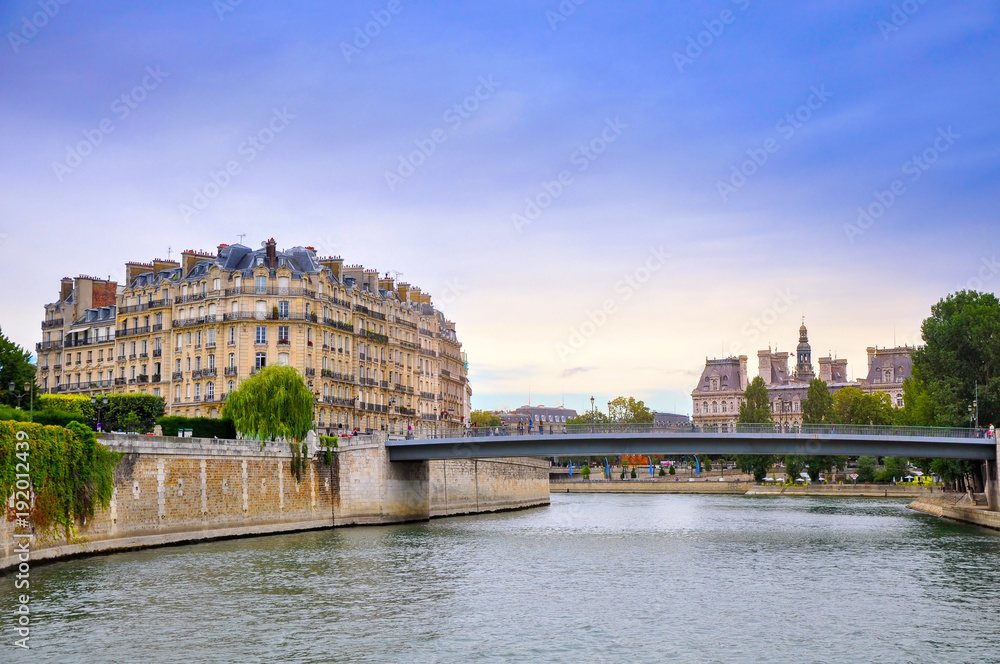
[784,455,805,483]
[568,411,608,425]
[469,409,501,428]
[912,290,1000,428]
[831,387,894,425]
[894,377,935,426]
[736,377,775,482]
[801,378,833,424]
[607,396,654,424]
[738,376,773,424]
[223,366,314,444]
[856,456,877,483]
[878,456,910,482]
[0,327,37,410]
[803,454,847,482]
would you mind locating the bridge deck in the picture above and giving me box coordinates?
[386,431,998,461]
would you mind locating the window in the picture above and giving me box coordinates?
[175,385,181,401]
[278,276,290,293]
[231,301,239,314]
[195,331,202,347]
[213,278,220,291]
[278,301,289,318]
[207,329,215,345]
[278,326,289,344]
[228,326,236,344]
[208,355,215,369]
[255,326,267,344]
[186,357,191,371]
[207,382,214,400]
[255,300,267,318]
[278,352,290,366]
[195,357,202,371]
[176,359,182,372]
[721,401,727,413]
[255,276,267,294]
[228,353,235,369]
[228,380,235,393]
[255,353,267,370]
[87,350,92,363]
[194,384,201,400]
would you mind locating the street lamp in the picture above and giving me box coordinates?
[91,394,109,432]
[590,396,595,433]
[24,381,32,423]
[9,381,25,410]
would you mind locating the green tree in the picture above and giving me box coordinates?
[568,410,609,425]
[801,378,833,424]
[803,455,847,482]
[736,376,775,482]
[0,327,37,410]
[877,456,910,482]
[894,377,936,426]
[783,455,805,482]
[607,396,654,424]
[738,376,773,424]
[831,387,894,425]
[856,456,877,483]
[469,409,501,428]
[223,366,314,444]
[912,290,1000,428]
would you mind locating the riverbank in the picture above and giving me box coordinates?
[1,434,549,572]
[908,494,1000,531]
[553,480,940,498]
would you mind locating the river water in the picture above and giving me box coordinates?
[4,494,1000,663]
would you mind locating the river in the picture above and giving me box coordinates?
[4,494,1000,663]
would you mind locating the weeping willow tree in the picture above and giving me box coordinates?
[223,366,314,446]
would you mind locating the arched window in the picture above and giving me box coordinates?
[721,401,727,413]
[712,401,718,413]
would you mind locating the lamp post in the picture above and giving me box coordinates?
[91,394,109,432]
[9,381,26,411]
[590,396,595,433]
[25,381,32,423]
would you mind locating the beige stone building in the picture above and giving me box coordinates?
[691,323,913,430]
[36,240,470,435]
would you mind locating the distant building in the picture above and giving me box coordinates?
[499,404,578,426]
[692,322,913,430]
[653,411,690,428]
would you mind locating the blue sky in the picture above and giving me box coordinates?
[2,0,998,415]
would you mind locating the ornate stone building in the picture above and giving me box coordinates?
[36,240,470,435]
[691,322,912,429]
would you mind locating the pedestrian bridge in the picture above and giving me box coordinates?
[386,424,999,462]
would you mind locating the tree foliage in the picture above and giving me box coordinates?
[469,409,501,428]
[223,365,314,443]
[802,378,834,424]
[0,327,37,409]
[803,454,847,482]
[738,376,773,424]
[737,455,775,483]
[911,290,1000,428]
[568,410,609,425]
[856,456,877,483]
[607,396,654,424]
[831,387,894,425]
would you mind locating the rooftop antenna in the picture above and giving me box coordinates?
[388,269,404,280]
[167,246,172,260]
[237,233,247,244]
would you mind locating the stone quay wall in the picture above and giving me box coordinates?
[1,433,550,571]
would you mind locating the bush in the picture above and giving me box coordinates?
[38,394,94,418]
[581,464,591,477]
[659,467,665,476]
[668,465,675,475]
[630,468,637,479]
[32,410,82,428]
[157,415,237,439]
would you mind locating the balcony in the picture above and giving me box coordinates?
[152,323,163,332]
[139,352,149,359]
[324,318,354,333]
[153,349,162,357]
[136,375,149,384]
[353,304,387,321]
[119,299,169,314]
[201,368,217,378]
[114,377,127,386]
[171,316,217,329]
[36,341,60,351]
[400,407,416,416]
[42,318,64,329]
[172,371,183,381]
[117,326,151,338]
[206,341,216,349]
[118,355,126,361]
[380,380,389,388]
[194,344,202,350]
[192,369,202,379]
[224,367,238,377]
[305,368,316,377]
[54,363,62,371]
[360,329,389,344]
[129,354,137,360]
[151,374,161,383]
[174,292,208,305]
[277,339,290,346]
[420,391,435,400]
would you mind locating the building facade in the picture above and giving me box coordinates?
[36,240,470,435]
[691,323,913,430]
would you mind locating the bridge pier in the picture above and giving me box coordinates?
[990,439,1000,512]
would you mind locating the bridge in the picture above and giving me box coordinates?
[386,424,999,462]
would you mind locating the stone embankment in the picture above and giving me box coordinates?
[555,480,939,498]
[907,493,1000,530]
[1,434,549,571]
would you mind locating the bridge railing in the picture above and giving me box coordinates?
[403,423,989,441]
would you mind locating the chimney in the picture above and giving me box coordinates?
[319,257,344,282]
[125,261,154,286]
[217,243,229,258]
[866,347,876,373]
[152,258,180,275]
[265,238,276,269]
[397,282,410,302]
[378,276,394,292]
[819,356,832,383]
[757,350,772,386]
[738,355,748,390]
[60,277,73,303]
[92,280,117,308]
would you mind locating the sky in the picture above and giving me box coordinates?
[1,1,998,416]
